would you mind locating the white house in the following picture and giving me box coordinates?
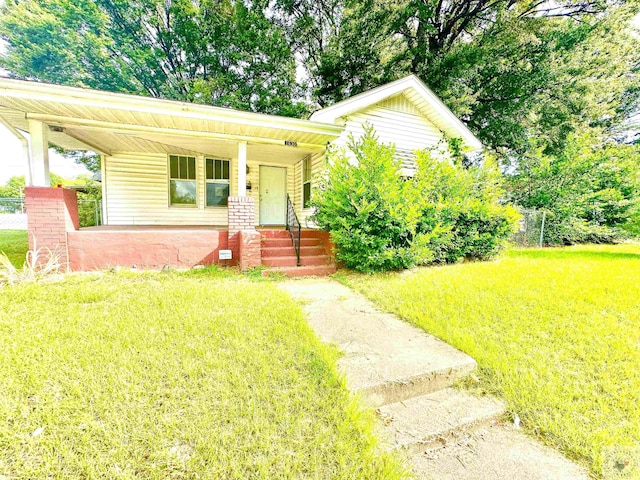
[0,75,481,275]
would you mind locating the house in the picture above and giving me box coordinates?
[0,75,481,275]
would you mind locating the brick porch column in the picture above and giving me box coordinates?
[227,196,261,270]
[25,187,80,270]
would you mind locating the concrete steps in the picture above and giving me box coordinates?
[278,278,589,480]
[378,388,505,453]
[260,229,334,277]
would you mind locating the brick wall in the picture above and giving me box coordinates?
[227,196,260,269]
[68,230,229,270]
[25,187,79,269]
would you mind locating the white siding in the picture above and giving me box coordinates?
[331,94,445,152]
[296,152,324,226]
[104,152,235,226]
[104,151,296,226]
[296,95,446,226]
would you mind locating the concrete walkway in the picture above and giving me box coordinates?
[278,278,590,480]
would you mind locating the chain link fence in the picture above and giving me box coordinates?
[0,197,102,229]
[512,208,546,247]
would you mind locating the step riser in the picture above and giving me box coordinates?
[359,363,477,407]
[260,230,328,239]
[262,238,322,248]
[262,256,330,267]
[262,246,325,257]
[399,412,502,454]
[262,247,295,257]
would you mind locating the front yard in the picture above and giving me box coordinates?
[341,244,640,475]
[0,229,28,268]
[0,269,405,478]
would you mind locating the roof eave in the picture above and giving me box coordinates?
[0,78,344,138]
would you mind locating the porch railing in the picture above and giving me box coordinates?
[285,194,301,266]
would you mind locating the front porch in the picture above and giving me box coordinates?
[65,224,335,275]
[0,78,341,273]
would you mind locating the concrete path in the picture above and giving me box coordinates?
[278,278,590,480]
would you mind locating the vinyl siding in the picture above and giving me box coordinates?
[104,151,295,226]
[105,152,235,226]
[296,152,324,226]
[331,95,445,153]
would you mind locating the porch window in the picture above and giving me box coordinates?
[303,156,311,208]
[169,155,196,205]
[206,158,230,206]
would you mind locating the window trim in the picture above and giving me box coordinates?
[204,157,231,208]
[168,154,198,208]
[302,156,311,209]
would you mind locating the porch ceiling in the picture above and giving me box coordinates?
[0,78,343,158]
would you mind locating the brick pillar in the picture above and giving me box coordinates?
[227,196,260,270]
[25,187,80,270]
[239,230,261,270]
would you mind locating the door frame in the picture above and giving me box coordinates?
[259,165,287,226]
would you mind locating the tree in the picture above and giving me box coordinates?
[506,130,640,243]
[280,0,640,158]
[0,0,306,116]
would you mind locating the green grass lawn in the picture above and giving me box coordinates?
[0,229,28,267]
[0,269,406,479]
[340,244,640,476]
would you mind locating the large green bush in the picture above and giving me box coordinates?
[312,127,432,272]
[412,148,520,263]
[312,126,519,272]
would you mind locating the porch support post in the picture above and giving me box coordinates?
[28,119,50,187]
[227,196,260,270]
[237,141,247,196]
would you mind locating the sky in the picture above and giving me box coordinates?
[0,128,92,184]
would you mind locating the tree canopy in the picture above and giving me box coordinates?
[0,0,306,116]
[2,0,639,155]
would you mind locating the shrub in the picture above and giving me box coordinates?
[413,148,520,263]
[312,126,432,272]
[312,126,519,272]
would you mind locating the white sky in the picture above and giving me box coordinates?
[0,128,92,184]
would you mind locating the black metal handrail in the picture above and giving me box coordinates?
[285,194,301,266]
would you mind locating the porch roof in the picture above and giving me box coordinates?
[0,78,343,158]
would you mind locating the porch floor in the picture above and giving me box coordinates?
[81,225,291,231]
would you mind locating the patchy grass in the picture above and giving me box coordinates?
[0,271,406,479]
[341,244,640,476]
[0,230,28,268]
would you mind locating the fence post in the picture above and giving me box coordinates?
[539,211,546,247]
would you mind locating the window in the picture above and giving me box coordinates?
[169,155,196,205]
[206,158,230,206]
[303,156,311,208]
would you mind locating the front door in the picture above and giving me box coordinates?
[259,166,287,225]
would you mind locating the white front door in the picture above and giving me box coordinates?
[259,166,287,225]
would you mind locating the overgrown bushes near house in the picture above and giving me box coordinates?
[312,126,519,272]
